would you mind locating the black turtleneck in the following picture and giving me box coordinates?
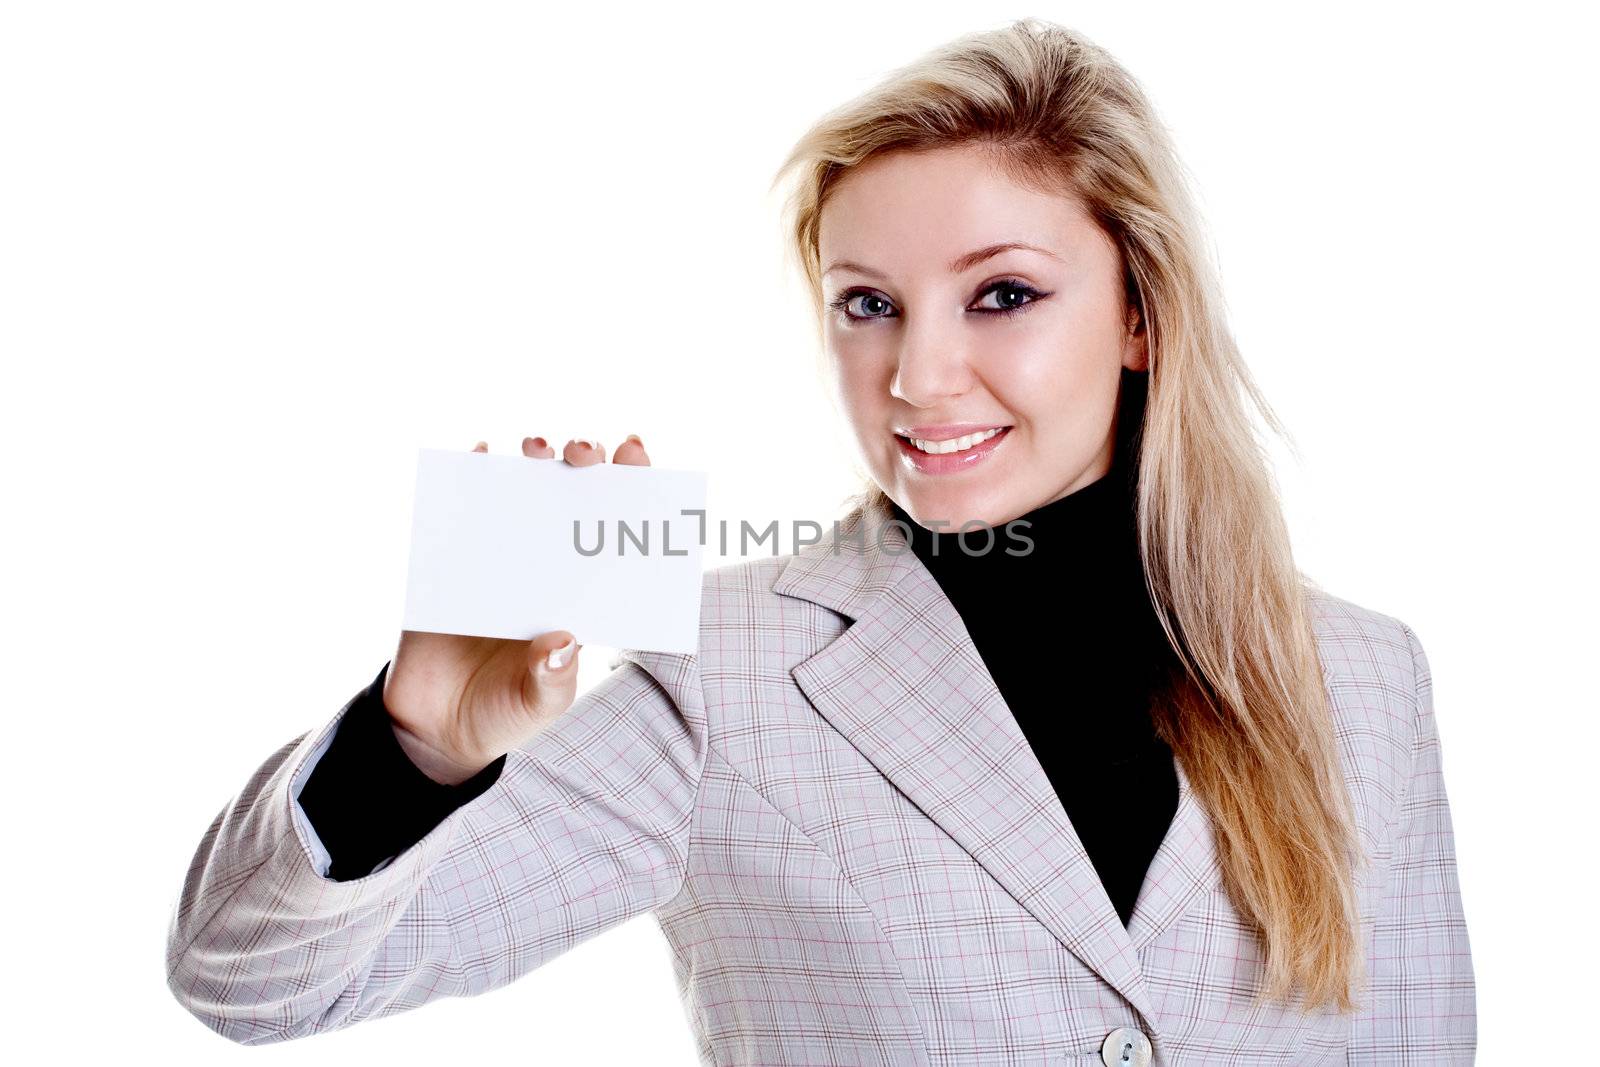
[887,433,1179,927]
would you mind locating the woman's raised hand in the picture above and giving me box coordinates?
[380,434,653,785]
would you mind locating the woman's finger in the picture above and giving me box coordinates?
[472,441,488,453]
[612,433,650,466]
[522,435,556,459]
[516,630,584,724]
[563,438,606,466]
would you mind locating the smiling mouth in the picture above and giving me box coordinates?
[896,427,1011,455]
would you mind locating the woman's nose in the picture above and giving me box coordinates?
[889,333,976,407]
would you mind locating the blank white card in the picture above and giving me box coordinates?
[401,448,709,654]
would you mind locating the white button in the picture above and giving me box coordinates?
[1101,1026,1152,1067]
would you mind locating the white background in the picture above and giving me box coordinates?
[3,1,1594,1061]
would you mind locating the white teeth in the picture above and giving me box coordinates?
[907,427,1004,455]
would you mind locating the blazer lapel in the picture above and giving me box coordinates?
[1124,758,1222,951]
[773,502,1161,1022]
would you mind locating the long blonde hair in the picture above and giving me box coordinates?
[771,18,1364,1012]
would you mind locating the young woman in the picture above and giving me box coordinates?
[166,19,1475,1065]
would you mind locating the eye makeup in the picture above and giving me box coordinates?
[827,278,1052,322]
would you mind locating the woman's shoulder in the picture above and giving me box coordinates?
[687,502,889,655]
[1304,586,1426,695]
[695,548,853,651]
[616,547,850,677]
[1303,587,1437,835]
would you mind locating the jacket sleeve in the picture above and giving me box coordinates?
[1347,623,1477,1063]
[164,646,706,1045]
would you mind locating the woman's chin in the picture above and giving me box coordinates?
[887,485,1018,532]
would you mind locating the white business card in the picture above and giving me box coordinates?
[401,448,708,654]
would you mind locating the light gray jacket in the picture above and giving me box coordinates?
[165,503,1476,1064]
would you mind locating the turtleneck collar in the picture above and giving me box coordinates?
[888,458,1137,579]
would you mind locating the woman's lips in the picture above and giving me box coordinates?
[894,426,1012,475]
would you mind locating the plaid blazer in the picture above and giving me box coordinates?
[166,503,1476,1064]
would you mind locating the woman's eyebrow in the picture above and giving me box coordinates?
[822,241,1063,280]
[948,241,1063,273]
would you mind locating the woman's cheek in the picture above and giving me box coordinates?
[833,346,894,410]
[984,323,1117,409]
[981,340,1069,407]
[832,364,892,451]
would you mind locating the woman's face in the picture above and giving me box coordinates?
[817,145,1147,530]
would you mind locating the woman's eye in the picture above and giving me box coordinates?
[828,290,896,320]
[972,281,1047,315]
[826,281,1049,322]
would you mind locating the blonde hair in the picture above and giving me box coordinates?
[771,18,1364,1012]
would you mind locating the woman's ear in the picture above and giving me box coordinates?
[1122,304,1149,372]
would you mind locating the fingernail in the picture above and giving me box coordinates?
[531,436,547,449]
[575,438,599,450]
[624,434,642,445]
[545,638,576,671]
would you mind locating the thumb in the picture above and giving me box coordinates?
[521,631,582,715]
